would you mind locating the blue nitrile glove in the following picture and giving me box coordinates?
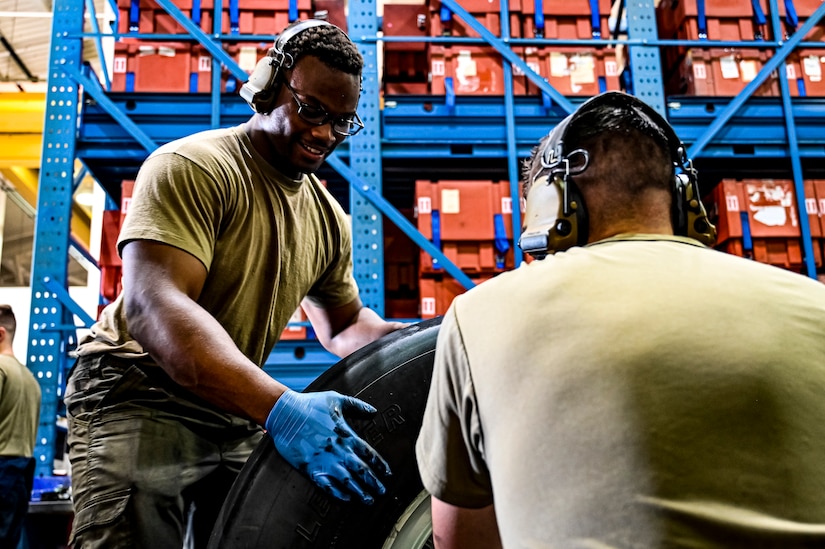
[265,389,391,504]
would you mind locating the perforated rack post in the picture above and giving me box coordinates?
[28,0,85,477]
[347,1,386,315]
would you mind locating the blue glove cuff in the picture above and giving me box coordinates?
[266,389,307,447]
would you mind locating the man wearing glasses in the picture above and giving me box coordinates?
[65,20,404,549]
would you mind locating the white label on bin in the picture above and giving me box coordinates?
[740,60,757,82]
[806,197,818,215]
[158,46,176,58]
[432,59,445,76]
[786,62,797,79]
[501,197,513,214]
[804,55,822,82]
[421,297,436,317]
[720,56,739,80]
[693,61,707,80]
[605,60,619,76]
[819,199,825,216]
[239,46,258,73]
[570,54,595,85]
[550,53,568,77]
[121,196,132,215]
[456,51,477,77]
[199,56,211,72]
[746,180,793,228]
[726,194,740,212]
[441,189,461,214]
[417,196,432,215]
[113,57,127,74]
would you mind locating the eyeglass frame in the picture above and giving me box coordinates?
[280,76,365,137]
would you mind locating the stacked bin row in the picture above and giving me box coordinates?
[110,0,626,97]
[413,180,522,318]
[397,177,825,321]
[703,179,825,274]
[656,0,825,96]
[110,0,316,92]
[382,0,623,97]
[108,0,823,97]
[382,0,824,98]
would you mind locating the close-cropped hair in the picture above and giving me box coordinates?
[0,304,17,337]
[565,105,674,194]
[521,133,552,198]
[282,23,363,77]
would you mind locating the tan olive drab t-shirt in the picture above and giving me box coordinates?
[76,125,359,367]
[0,355,41,457]
[416,234,825,548]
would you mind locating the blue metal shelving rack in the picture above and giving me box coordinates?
[30,0,825,477]
[29,0,88,477]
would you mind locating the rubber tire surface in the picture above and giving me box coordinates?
[208,317,442,549]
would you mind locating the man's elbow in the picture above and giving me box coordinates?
[123,291,150,340]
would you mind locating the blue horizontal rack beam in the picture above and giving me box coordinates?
[76,94,825,167]
[264,341,339,392]
[74,31,825,50]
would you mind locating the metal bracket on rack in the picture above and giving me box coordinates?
[68,65,158,153]
[40,277,96,328]
[625,0,666,115]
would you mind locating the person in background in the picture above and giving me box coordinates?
[65,19,404,548]
[416,91,825,548]
[0,305,41,549]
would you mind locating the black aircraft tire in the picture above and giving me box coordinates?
[208,317,442,549]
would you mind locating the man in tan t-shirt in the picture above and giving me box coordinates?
[65,20,404,549]
[0,304,41,548]
[416,92,825,548]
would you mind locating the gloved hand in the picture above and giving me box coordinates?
[265,389,391,504]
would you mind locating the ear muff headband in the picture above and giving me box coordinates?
[519,92,717,258]
[240,19,334,114]
[518,108,589,257]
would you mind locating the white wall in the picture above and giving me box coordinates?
[0,285,99,364]
[0,179,106,364]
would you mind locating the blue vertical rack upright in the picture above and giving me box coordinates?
[28,0,86,477]
[348,0,387,315]
[29,0,825,477]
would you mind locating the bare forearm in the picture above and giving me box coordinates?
[325,306,406,357]
[128,291,286,425]
[432,499,502,549]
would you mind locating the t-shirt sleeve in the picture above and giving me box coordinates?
[415,303,494,508]
[304,185,359,308]
[118,152,224,270]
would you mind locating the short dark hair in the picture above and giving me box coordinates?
[282,23,363,77]
[0,304,17,338]
[564,104,674,195]
[521,133,552,199]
